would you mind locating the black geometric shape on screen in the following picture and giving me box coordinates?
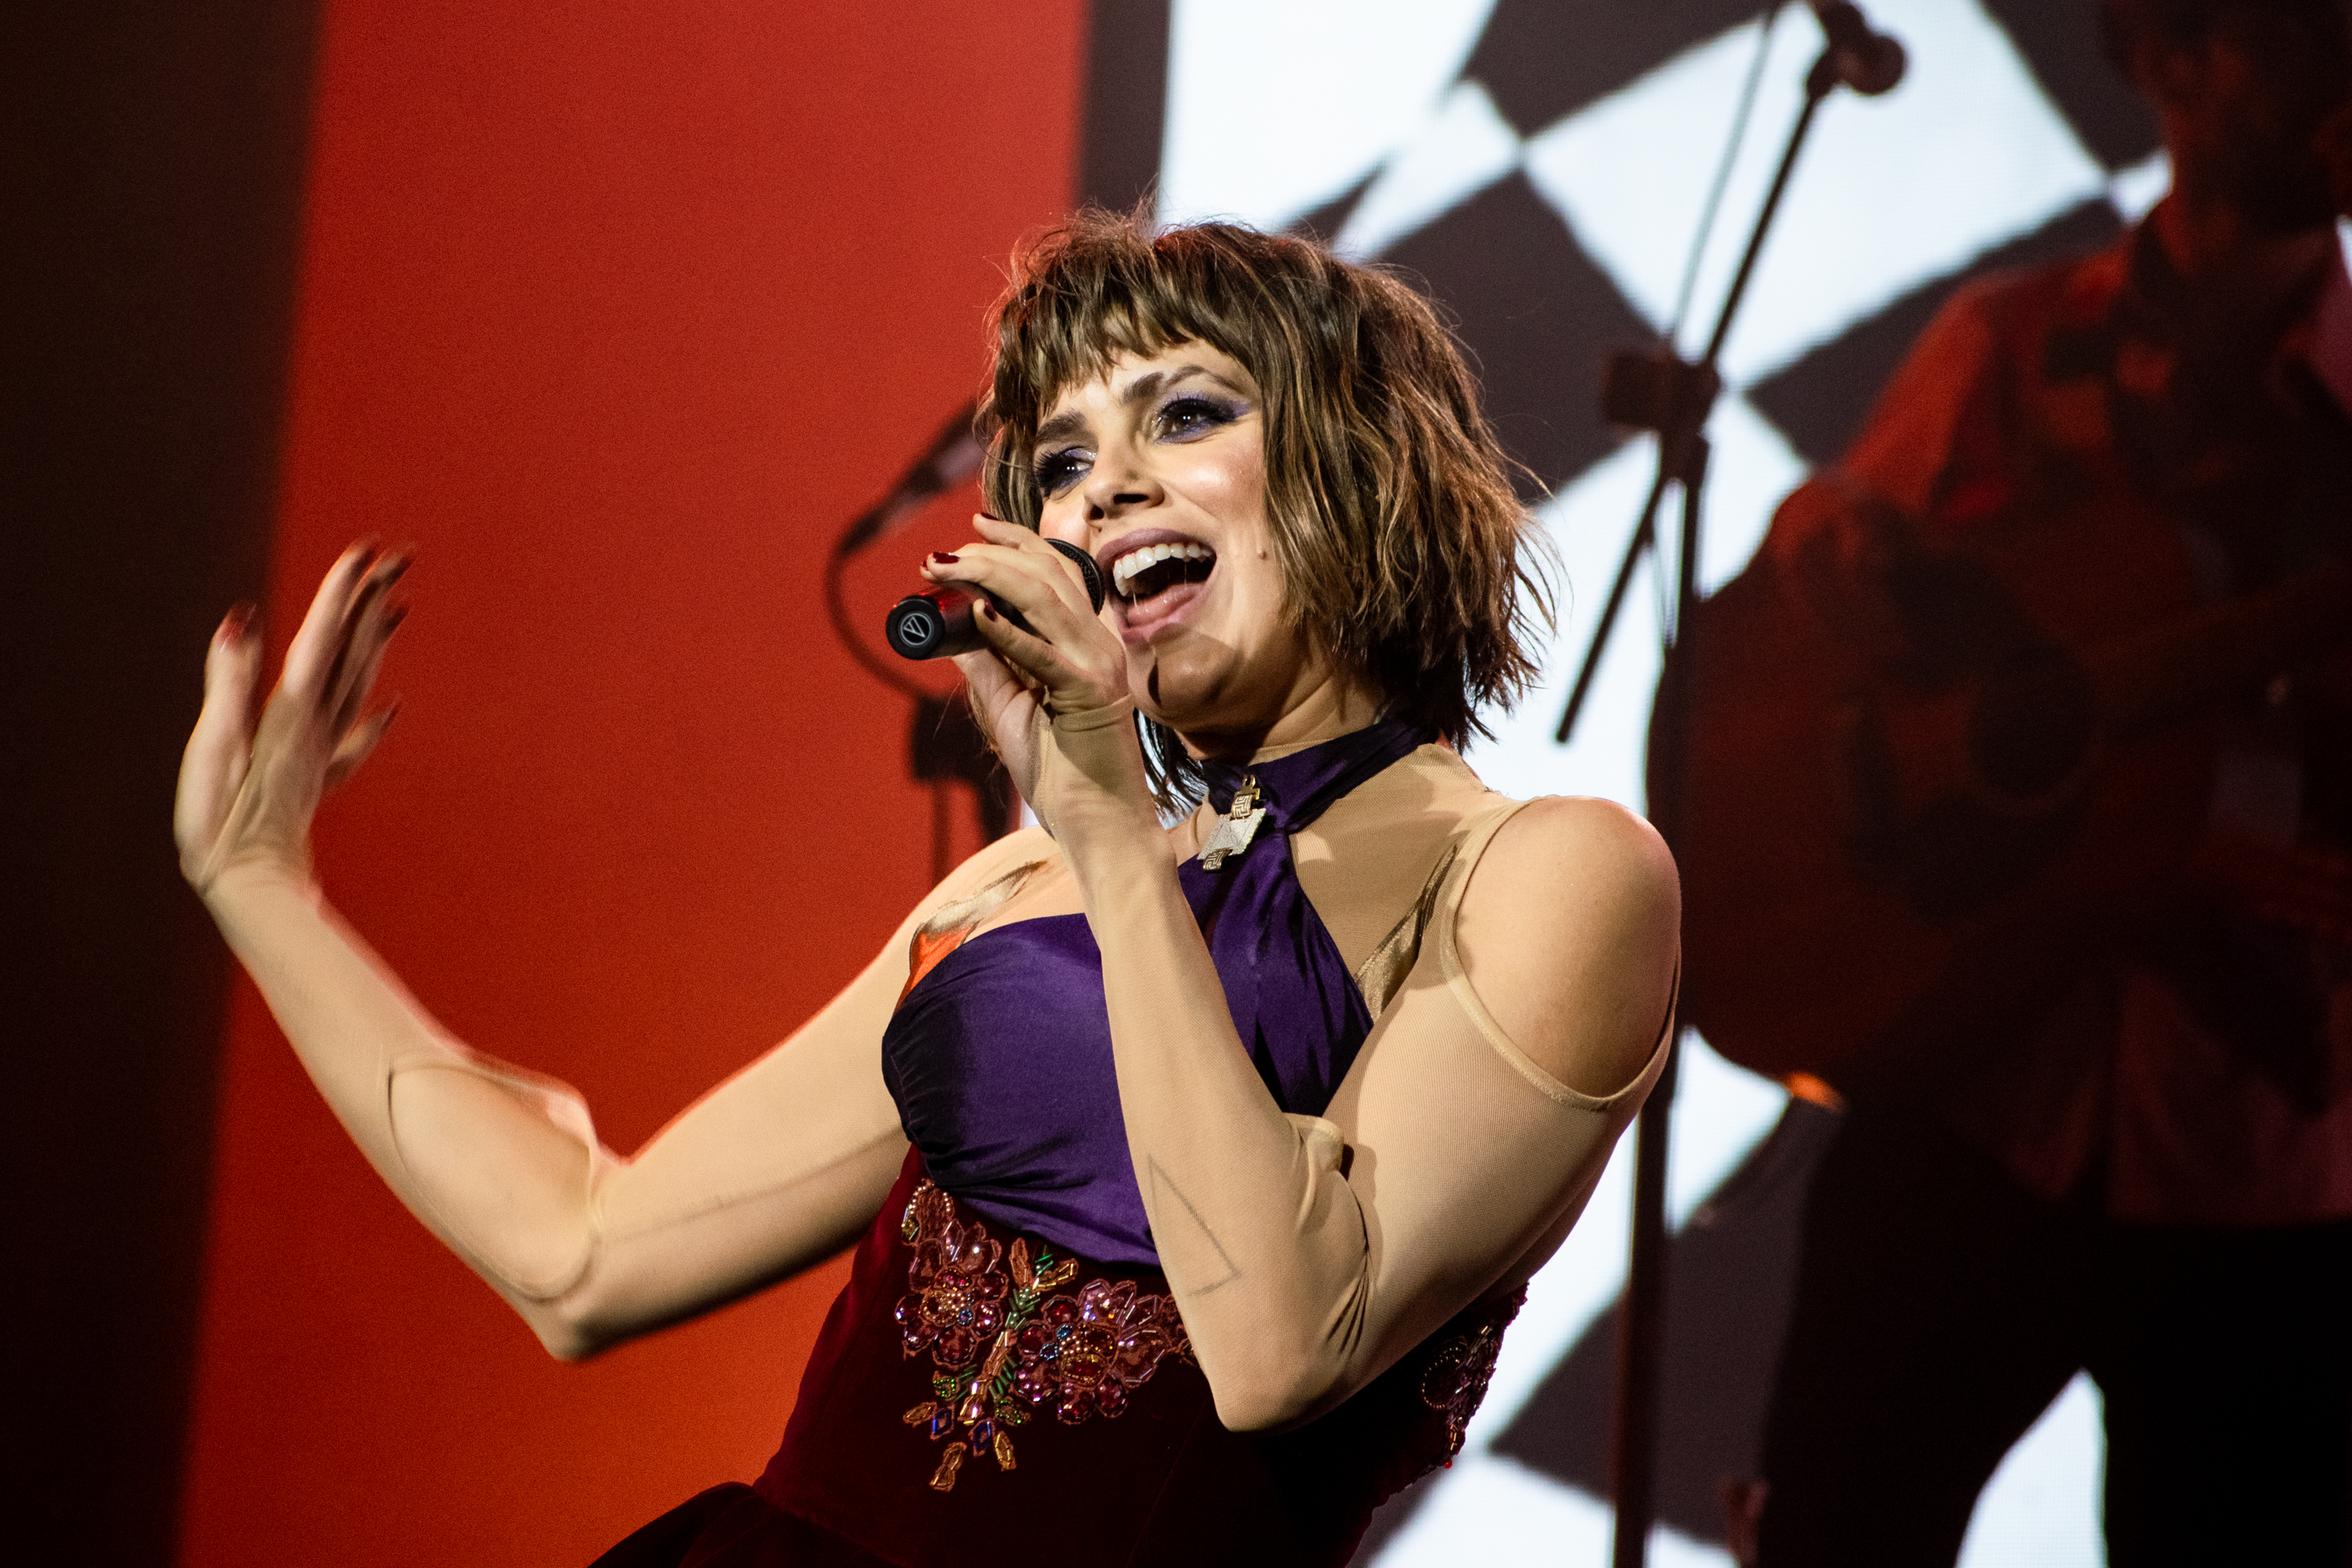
[1353,1100,1843,1557]
[1289,172,1376,247]
[1462,0,1761,139]
[1379,171,1655,496]
[1746,196,2123,467]
[1078,0,1173,212]
[1977,0,2160,170]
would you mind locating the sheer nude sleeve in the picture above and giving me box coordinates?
[204,827,1058,1359]
[1310,802,1672,1382]
[1076,751,1677,1430]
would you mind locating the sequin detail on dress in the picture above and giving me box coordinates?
[1418,1287,1526,1462]
[895,1180,1191,1491]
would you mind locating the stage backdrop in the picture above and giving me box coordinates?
[1113,2,2160,1563]
[176,2,2174,1565]
[175,3,1085,1564]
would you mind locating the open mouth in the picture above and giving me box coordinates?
[1110,541,1215,606]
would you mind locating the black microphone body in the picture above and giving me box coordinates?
[885,538,1105,659]
[1807,0,1906,96]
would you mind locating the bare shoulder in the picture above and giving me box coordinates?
[1473,795,1677,921]
[886,826,1062,947]
[1452,796,1681,1099]
[940,825,1060,900]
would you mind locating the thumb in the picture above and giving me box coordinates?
[176,605,263,882]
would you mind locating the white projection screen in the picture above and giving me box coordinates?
[1074,3,2179,1561]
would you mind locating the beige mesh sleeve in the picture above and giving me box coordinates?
[1079,796,1673,1432]
[202,829,1057,1359]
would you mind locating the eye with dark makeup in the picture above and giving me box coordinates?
[1030,389,1250,499]
[1153,394,1242,439]
[1033,446,1089,497]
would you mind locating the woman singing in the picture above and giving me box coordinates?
[174,212,1681,1566]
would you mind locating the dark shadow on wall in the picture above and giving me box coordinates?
[1,2,319,1560]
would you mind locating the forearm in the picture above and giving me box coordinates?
[199,841,979,1361]
[1074,840,1370,1429]
[203,862,607,1314]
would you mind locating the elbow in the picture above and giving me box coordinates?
[1205,1335,1348,1434]
[1213,1384,1320,1434]
[523,1282,627,1364]
[537,1326,600,1364]
[528,1306,606,1364]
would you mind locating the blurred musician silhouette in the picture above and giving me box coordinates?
[1670,2,2352,1560]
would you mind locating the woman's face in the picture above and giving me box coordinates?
[1032,341,1328,749]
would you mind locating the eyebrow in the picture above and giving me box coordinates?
[1033,364,1236,448]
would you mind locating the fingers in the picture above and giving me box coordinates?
[258,543,410,803]
[324,700,399,791]
[327,569,407,741]
[281,542,382,705]
[924,536,1106,695]
[963,594,1086,693]
[924,517,1096,632]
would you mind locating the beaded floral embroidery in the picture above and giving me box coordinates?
[895,1179,1191,1492]
[1419,1286,1526,1461]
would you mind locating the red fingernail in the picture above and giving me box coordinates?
[223,602,258,641]
[931,552,961,564]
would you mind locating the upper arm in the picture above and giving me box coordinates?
[546,827,1064,1352]
[1451,796,1680,1099]
[1839,276,2016,526]
[1312,800,1677,1387]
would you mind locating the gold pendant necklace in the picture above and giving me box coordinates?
[1199,774,1264,871]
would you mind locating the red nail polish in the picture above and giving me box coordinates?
[931,552,961,564]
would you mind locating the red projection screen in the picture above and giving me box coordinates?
[175,4,1084,1562]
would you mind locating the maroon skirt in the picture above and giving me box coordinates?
[596,1151,1517,1568]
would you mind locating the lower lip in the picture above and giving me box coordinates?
[1114,573,1211,643]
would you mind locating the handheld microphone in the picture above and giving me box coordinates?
[1808,1,1906,96]
[885,538,1106,660]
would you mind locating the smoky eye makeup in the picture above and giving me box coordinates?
[1033,445,1089,497]
[1153,392,1247,439]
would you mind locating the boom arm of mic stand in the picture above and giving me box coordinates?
[1554,58,1835,749]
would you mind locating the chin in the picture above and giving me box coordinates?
[1132,675,1235,746]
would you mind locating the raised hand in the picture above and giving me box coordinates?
[927,517,1152,843]
[176,543,408,894]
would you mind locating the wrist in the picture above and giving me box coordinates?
[1054,795,1166,880]
[199,852,318,920]
[1030,701,1158,857]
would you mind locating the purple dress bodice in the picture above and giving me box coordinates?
[880,719,1433,1265]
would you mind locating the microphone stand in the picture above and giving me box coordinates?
[824,418,1015,883]
[1556,44,1852,1568]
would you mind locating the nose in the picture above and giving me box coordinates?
[1079,439,1160,529]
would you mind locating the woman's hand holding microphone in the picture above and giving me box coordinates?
[923,517,1161,858]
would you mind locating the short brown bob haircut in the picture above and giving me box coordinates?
[977,208,1551,804]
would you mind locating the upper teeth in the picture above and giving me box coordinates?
[1112,541,1213,595]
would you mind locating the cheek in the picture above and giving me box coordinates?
[1222,551,1289,629]
[1189,466,1261,522]
[1177,430,1268,523]
[1037,502,1088,551]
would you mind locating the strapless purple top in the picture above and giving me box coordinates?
[880,719,1434,1265]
